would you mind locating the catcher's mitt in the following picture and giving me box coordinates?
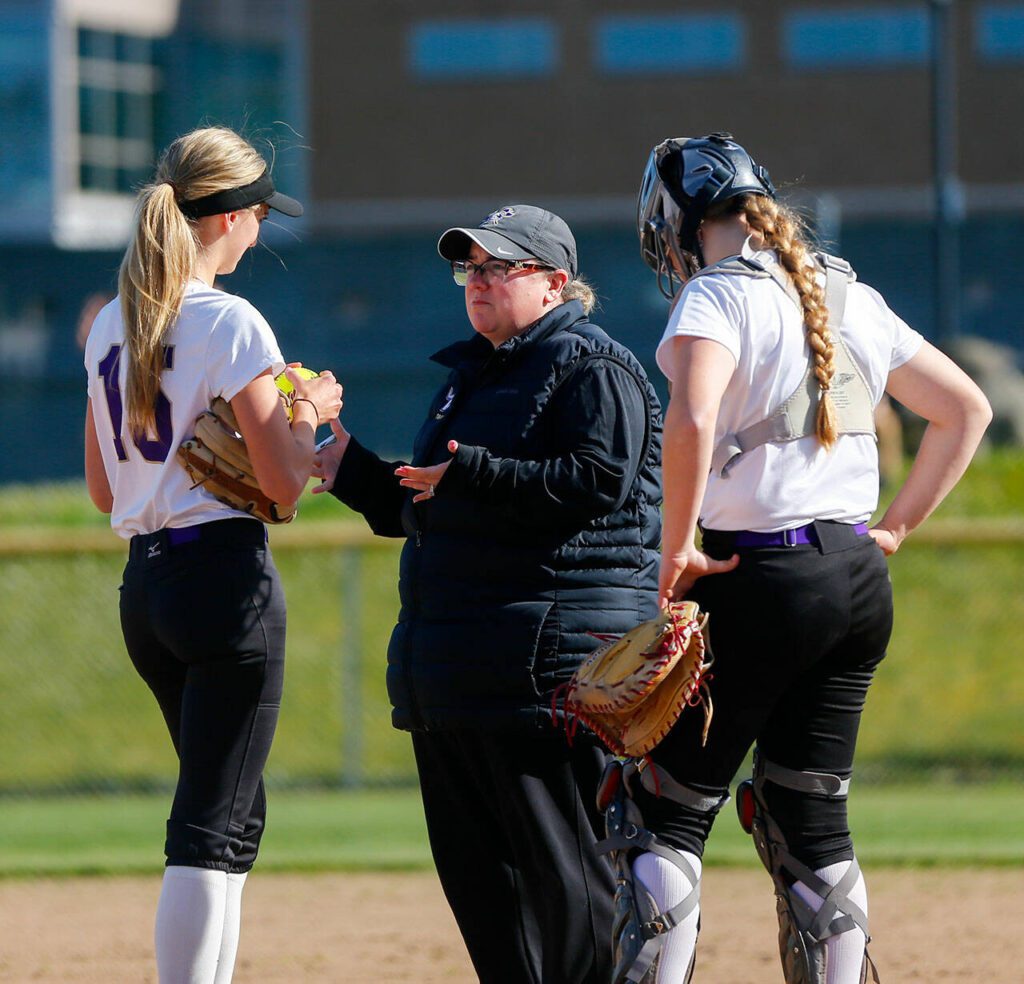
[563,600,713,758]
[177,397,297,524]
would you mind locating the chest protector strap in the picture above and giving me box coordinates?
[692,253,876,477]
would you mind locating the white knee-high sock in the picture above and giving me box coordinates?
[793,859,869,984]
[155,866,228,984]
[212,872,248,984]
[632,849,702,984]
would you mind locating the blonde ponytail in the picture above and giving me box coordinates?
[120,182,197,433]
[119,127,267,434]
[742,195,839,449]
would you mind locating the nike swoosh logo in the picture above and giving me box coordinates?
[495,247,514,255]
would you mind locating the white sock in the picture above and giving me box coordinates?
[155,866,227,984]
[213,872,248,984]
[632,849,702,984]
[792,859,869,984]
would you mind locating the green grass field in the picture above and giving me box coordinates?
[0,472,354,529]
[0,452,1021,874]
[1,446,1023,529]
[1,535,1021,792]
[1,782,1020,878]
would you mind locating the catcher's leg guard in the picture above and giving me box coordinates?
[596,759,727,984]
[736,751,880,984]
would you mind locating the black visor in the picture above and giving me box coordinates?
[178,170,303,219]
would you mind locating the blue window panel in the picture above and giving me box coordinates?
[595,15,744,74]
[155,36,287,150]
[977,5,1024,61]
[410,19,557,79]
[785,8,930,68]
[0,10,51,210]
[116,33,152,65]
[79,28,114,60]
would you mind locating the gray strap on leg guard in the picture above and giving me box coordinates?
[736,750,880,984]
[595,760,726,984]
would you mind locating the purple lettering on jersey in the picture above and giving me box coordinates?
[95,343,175,463]
[134,385,174,462]
[97,344,128,461]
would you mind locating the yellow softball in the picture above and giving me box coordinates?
[275,366,320,420]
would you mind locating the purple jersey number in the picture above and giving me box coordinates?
[96,344,175,463]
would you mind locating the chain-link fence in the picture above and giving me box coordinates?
[1,525,409,795]
[1,522,1022,796]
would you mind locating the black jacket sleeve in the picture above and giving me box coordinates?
[440,356,650,528]
[329,436,408,538]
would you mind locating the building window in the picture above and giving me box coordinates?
[155,36,288,147]
[77,28,159,193]
[0,9,50,210]
[784,8,929,69]
[409,19,558,80]
[594,14,744,74]
[977,4,1024,61]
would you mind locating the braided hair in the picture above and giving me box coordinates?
[739,194,838,449]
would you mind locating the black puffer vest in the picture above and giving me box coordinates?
[387,300,662,732]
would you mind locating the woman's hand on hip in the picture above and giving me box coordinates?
[396,441,459,503]
[868,525,901,556]
[659,545,739,609]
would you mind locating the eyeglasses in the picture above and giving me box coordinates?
[450,258,554,287]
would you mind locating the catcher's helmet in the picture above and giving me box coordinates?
[637,132,775,297]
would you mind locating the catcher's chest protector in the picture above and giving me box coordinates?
[689,253,877,477]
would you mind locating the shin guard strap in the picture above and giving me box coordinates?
[600,760,705,984]
[638,761,731,813]
[759,757,850,798]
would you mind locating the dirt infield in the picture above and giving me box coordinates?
[0,868,1019,982]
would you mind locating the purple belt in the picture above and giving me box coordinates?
[730,522,869,549]
[130,518,266,560]
[166,527,202,545]
[163,520,267,546]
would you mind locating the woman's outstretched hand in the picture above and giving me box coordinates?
[311,418,351,494]
[395,440,459,503]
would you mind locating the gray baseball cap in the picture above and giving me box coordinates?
[437,204,578,278]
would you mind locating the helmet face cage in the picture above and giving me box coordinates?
[637,142,700,299]
[636,133,775,299]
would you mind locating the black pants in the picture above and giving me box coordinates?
[412,729,615,984]
[120,518,286,872]
[641,527,893,870]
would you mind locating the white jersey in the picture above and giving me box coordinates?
[656,243,923,532]
[85,281,285,538]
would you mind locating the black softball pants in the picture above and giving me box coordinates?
[639,526,894,870]
[119,518,286,872]
[412,728,615,984]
